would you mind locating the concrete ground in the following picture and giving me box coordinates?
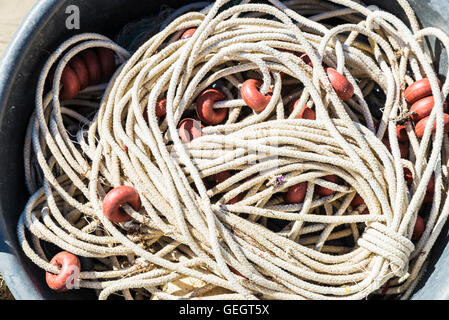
[0,0,39,300]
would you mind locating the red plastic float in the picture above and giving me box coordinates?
[178,118,204,142]
[240,79,272,112]
[288,99,316,120]
[423,175,435,203]
[316,175,338,196]
[227,193,245,204]
[360,208,369,215]
[229,266,247,279]
[403,168,413,186]
[80,49,103,85]
[143,98,167,121]
[45,251,81,292]
[213,171,232,184]
[60,66,81,100]
[96,47,116,79]
[424,193,433,203]
[399,142,409,159]
[155,98,167,118]
[68,56,89,90]
[414,113,449,138]
[299,53,313,67]
[51,47,117,100]
[412,215,425,241]
[427,175,435,194]
[350,194,369,215]
[351,194,364,207]
[404,78,441,104]
[285,182,308,204]
[410,96,447,122]
[181,28,197,39]
[196,88,228,125]
[102,186,141,223]
[396,125,408,142]
[381,281,390,295]
[325,67,354,101]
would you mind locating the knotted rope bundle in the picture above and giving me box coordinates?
[18,0,449,300]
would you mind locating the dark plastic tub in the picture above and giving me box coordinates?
[0,0,448,300]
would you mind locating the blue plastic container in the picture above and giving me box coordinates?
[0,0,448,299]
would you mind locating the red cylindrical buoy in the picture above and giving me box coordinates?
[46,251,81,292]
[102,186,141,223]
[423,192,434,203]
[288,99,316,120]
[325,67,354,101]
[396,125,408,143]
[155,98,167,118]
[285,182,308,204]
[426,175,435,194]
[240,79,273,112]
[68,56,89,90]
[144,98,167,121]
[96,47,116,79]
[178,118,204,143]
[404,78,441,104]
[399,142,409,159]
[414,113,449,138]
[360,208,369,215]
[80,49,103,85]
[229,266,247,279]
[381,281,390,295]
[60,66,81,100]
[316,175,338,196]
[410,96,448,122]
[214,171,232,184]
[351,193,365,207]
[412,215,425,241]
[403,168,413,186]
[423,175,435,203]
[196,88,228,125]
[181,28,197,40]
[299,53,313,67]
[227,192,245,204]
[351,193,369,215]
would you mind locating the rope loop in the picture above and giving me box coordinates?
[358,222,414,279]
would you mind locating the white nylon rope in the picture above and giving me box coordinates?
[17,0,449,300]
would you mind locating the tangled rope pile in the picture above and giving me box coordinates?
[18,0,449,300]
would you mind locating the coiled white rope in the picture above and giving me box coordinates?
[18,0,449,300]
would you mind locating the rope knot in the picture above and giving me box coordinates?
[358,222,415,280]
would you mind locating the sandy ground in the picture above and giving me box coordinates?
[0,0,39,300]
[0,0,38,56]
